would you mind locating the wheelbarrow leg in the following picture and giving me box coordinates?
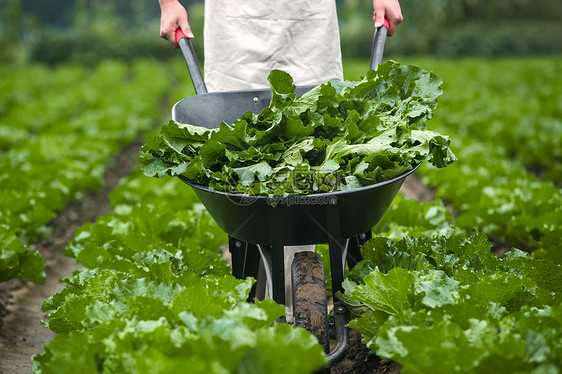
[228,236,261,301]
[325,205,351,366]
[327,209,345,296]
[255,245,272,300]
[346,230,371,269]
[270,243,286,307]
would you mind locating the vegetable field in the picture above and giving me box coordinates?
[0,57,561,374]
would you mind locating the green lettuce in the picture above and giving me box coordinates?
[141,61,456,196]
[35,169,327,373]
[340,232,562,373]
[0,226,45,283]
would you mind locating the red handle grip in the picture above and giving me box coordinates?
[175,29,189,44]
[374,17,390,29]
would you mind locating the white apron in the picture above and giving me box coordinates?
[203,0,343,92]
[204,0,342,320]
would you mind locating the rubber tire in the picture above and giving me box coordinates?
[292,251,330,353]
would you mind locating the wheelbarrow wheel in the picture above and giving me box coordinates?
[292,251,330,354]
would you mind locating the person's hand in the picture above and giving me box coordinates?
[373,0,403,36]
[159,0,193,49]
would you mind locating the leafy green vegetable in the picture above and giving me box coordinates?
[141,62,456,196]
[0,60,172,285]
[372,194,464,240]
[412,58,562,264]
[35,168,327,373]
[340,232,562,373]
[0,226,45,283]
[34,316,326,374]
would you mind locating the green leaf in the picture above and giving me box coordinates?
[233,162,274,187]
[161,120,212,153]
[239,324,327,374]
[268,70,296,109]
[281,138,315,166]
[352,268,414,315]
[375,319,484,373]
[414,270,460,308]
[0,227,45,283]
[32,332,103,374]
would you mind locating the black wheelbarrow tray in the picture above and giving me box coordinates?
[172,20,416,366]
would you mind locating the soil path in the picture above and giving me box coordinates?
[0,144,141,374]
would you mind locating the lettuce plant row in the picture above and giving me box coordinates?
[335,57,562,372]
[0,61,171,284]
[37,170,562,373]
[334,191,561,373]
[412,58,562,265]
[34,169,327,373]
[339,230,561,374]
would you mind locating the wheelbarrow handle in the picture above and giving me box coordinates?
[176,18,389,95]
[176,29,208,95]
[370,18,390,70]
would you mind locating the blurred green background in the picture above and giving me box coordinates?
[1,0,561,66]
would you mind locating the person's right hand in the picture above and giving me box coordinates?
[373,0,403,36]
[159,0,193,49]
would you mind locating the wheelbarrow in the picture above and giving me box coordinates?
[172,20,418,366]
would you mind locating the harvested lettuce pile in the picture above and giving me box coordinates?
[141,61,456,196]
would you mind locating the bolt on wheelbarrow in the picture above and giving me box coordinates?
[171,19,416,367]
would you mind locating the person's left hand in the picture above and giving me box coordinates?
[373,0,403,36]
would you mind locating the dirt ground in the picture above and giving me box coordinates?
[0,149,432,374]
